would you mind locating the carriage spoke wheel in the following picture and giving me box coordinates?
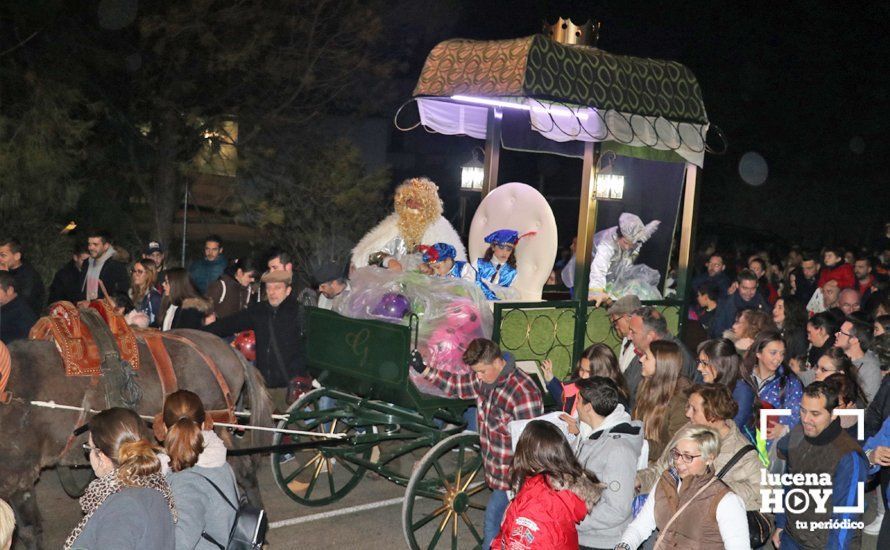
[403,432,487,550]
[270,388,369,506]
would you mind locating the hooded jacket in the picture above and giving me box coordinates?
[493,473,602,550]
[168,431,238,550]
[573,405,646,548]
[206,273,257,320]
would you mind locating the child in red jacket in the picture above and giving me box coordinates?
[817,247,855,290]
[493,421,603,550]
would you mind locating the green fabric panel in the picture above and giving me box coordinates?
[523,35,707,123]
[496,305,577,380]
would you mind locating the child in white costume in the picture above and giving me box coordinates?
[561,213,662,306]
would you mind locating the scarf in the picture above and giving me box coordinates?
[63,468,177,550]
[84,246,116,300]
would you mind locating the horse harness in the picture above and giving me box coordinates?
[21,301,237,459]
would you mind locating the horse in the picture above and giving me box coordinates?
[0,328,273,549]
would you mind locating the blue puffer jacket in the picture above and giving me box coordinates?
[188,256,227,294]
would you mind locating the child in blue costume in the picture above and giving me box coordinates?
[474,229,526,301]
[420,243,476,282]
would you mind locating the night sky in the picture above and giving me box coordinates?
[399,0,889,250]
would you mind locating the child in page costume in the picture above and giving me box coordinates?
[474,229,531,301]
[420,243,476,282]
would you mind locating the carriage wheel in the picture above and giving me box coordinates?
[403,432,487,550]
[270,388,369,506]
[57,465,95,498]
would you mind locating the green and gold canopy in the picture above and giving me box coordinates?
[410,34,710,166]
[414,34,707,124]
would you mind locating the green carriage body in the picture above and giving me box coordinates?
[304,306,473,423]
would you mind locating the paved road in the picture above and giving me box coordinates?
[30,461,883,549]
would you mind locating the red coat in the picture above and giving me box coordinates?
[817,262,855,289]
[492,474,598,550]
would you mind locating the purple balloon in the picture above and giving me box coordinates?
[371,293,411,319]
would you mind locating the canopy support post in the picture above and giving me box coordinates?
[675,163,700,327]
[573,141,600,363]
[481,108,502,198]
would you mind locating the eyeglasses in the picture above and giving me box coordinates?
[82,443,99,454]
[836,330,852,338]
[669,448,701,464]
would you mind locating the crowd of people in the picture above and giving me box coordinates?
[0,230,318,413]
[2,219,890,549]
[416,230,890,549]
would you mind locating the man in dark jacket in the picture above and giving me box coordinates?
[791,252,821,304]
[78,230,129,301]
[48,242,89,304]
[0,272,38,343]
[0,237,46,313]
[711,269,770,337]
[188,235,227,294]
[202,270,304,411]
[691,252,731,296]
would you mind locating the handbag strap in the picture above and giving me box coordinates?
[191,472,238,550]
[654,476,718,549]
[191,472,238,511]
[716,445,757,479]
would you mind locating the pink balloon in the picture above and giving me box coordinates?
[422,299,485,374]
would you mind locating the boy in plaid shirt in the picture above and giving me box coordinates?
[417,338,543,549]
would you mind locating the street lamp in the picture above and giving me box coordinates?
[460,149,484,192]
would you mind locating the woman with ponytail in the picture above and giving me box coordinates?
[66,407,175,550]
[161,390,238,550]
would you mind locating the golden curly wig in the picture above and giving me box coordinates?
[394,177,443,250]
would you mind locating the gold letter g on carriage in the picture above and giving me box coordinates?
[345,329,370,368]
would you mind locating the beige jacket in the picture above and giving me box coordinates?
[636,420,762,511]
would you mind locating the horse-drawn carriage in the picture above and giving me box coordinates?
[0,25,712,550]
[269,26,712,550]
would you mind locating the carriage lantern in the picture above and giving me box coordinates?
[459,149,484,192]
